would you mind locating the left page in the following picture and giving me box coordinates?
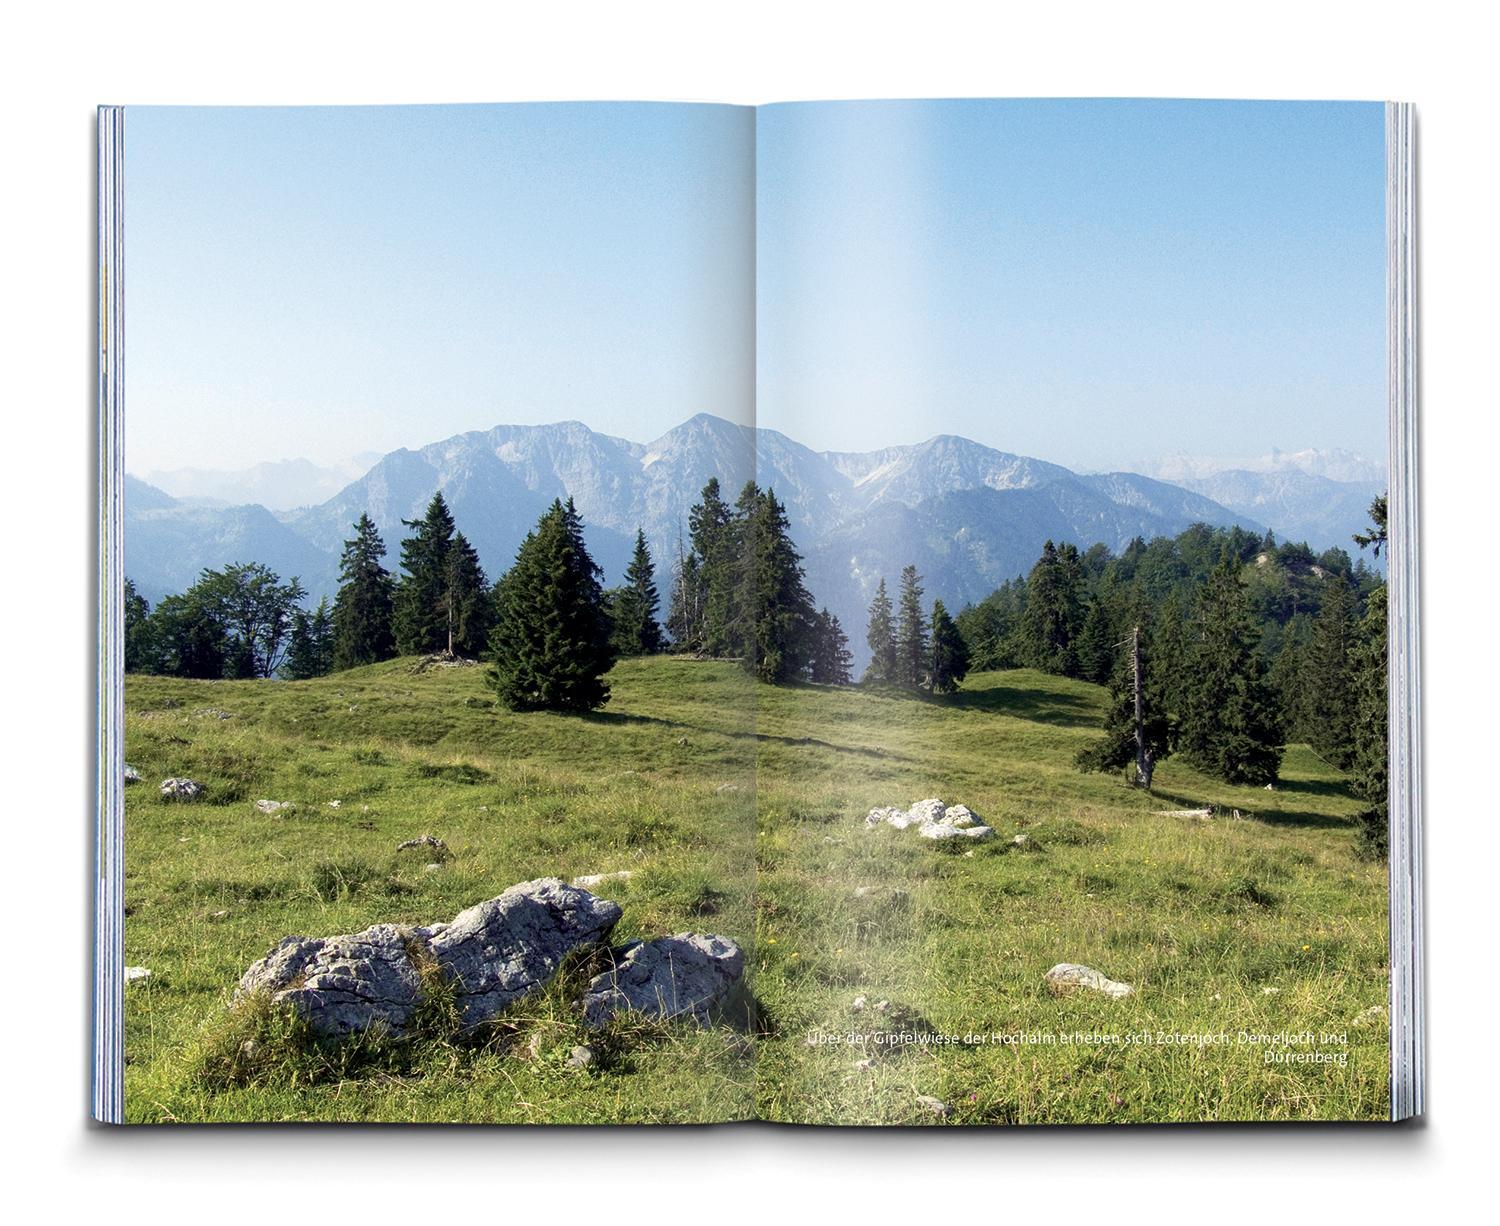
[102,102,758,1123]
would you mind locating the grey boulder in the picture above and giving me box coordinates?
[159,777,204,801]
[237,878,623,1038]
[581,933,743,1027]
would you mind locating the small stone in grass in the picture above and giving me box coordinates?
[159,777,204,801]
[124,966,151,984]
[424,862,442,873]
[1044,963,1134,999]
[124,764,141,784]
[567,1045,595,1069]
[916,1094,951,1118]
[854,1058,876,1071]
[255,799,289,815]
[853,885,880,898]
[851,995,868,1011]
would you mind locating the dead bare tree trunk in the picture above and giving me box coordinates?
[1132,624,1154,790]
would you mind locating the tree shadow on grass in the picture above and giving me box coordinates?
[943,681,1100,729]
[1146,783,1356,831]
[576,708,913,762]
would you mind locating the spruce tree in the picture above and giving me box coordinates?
[1266,615,1313,744]
[692,479,738,657]
[929,600,970,694]
[1020,541,1084,675]
[1147,591,1188,715]
[441,531,491,657]
[1074,594,1116,684]
[1305,576,1357,767]
[609,529,664,656]
[1075,626,1174,789]
[1179,560,1284,785]
[863,578,897,685]
[894,564,929,688]
[283,598,334,679]
[738,485,815,684]
[1349,584,1389,858]
[489,499,615,712]
[393,492,456,656]
[332,514,396,670]
[808,607,853,685]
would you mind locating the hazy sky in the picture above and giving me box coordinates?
[757,99,1387,469]
[126,99,1386,475]
[125,103,754,472]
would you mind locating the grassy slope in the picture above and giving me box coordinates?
[122,657,1388,1124]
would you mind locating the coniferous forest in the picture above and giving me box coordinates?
[122,481,1390,854]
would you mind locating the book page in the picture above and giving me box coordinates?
[111,102,759,1123]
[752,99,1394,1124]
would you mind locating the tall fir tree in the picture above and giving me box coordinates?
[1074,593,1117,685]
[863,578,897,685]
[894,564,929,688]
[1349,583,1389,858]
[738,485,815,683]
[1147,591,1188,716]
[808,607,854,685]
[331,513,396,670]
[1266,614,1313,744]
[1020,540,1085,675]
[442,532,492,657]
[393,492,456,656]
[283,597,334,679]
[489,498,616,712]
[1178,560,1284,785]
[928,600,970,694]
[609,528,664,656]
[692,478,739,657]
[1305,576,1358,768]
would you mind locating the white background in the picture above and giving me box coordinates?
[3,1,1495,1218]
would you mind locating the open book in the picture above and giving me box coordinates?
[95,99,1421,1125]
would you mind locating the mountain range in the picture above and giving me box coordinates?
[125,414,1384,662]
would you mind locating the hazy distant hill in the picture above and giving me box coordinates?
[125,414,1284,650]
[1126,447,1385,559]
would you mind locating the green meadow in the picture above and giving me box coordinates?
[122,656,1388,1124]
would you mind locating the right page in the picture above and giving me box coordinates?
[753,99,1395,1124]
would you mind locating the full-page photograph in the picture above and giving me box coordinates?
[97,97,1414,1124]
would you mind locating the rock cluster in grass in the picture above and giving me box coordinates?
[124,764,141,784]
[865,798,994,842]
[1044,962,1134,999]
[160,777,204,801]
[235,877,743,1041]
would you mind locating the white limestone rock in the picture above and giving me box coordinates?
[1044,963,1134,1000]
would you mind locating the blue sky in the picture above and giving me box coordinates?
[757,99,1387,469]
[125,103,754,471]
[126,99,1385,474]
